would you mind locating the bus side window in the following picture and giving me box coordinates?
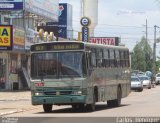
[116,50,120,67]
[110,49,115,67]
[123,51,129,67]
[123,51,126,67]
[128,51,130,67]
[115,50,119,67]
[96,49,103,67]
[108,50,110,67]
[126,51,130,67]
[103,49,109,68]
[124,51,128,67]
[90,49,96,68]
[120,51,124,67]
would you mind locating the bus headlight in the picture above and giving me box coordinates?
[73,91,82,95]
[35,92,43,96]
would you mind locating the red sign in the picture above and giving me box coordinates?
[89,37,119,46]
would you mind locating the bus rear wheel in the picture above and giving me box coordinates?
[107,86,122,107]
[43,104,52,112]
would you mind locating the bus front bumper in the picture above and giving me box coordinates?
[32,95,86,105]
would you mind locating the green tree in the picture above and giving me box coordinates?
[131,37,152,72]
[131,43,146,71]
[139,37,153,71]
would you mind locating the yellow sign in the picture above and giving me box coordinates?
[78,32,82,41]
[0,26,12,47]
[13,27,25,45]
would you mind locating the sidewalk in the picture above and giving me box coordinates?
[0,91,40,116]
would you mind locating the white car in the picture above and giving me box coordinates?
[138,75,151,89]
[131,76,143,92]
[155,73,160,85]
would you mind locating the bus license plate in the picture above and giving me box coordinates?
[56,91,60,95]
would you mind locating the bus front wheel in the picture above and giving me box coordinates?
[72,104,85,111]
[43,104,52,112]
[86,94,96,112]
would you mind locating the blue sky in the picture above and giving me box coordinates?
[59,0,160,57]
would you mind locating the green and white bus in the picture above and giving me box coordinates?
[30,41,131,112]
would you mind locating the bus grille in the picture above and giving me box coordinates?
[44,91,72,95]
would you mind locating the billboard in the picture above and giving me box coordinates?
[13,26,25,51]
[25,0,59,21]
[89,37,120,46]
[0,0,23,10]
[46,3,73,39]
[58,3,67,38]
[0,25,13,50]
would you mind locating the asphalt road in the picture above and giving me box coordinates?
[3,86,160,123]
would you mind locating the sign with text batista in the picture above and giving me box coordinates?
[89,37,119,46]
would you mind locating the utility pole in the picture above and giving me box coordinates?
[153,25,160,74]
[146,19,148,42]
[142,19,148,42]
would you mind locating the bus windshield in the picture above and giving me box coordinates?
[31,51,86,79]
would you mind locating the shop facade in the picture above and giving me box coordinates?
[0,0,59,90]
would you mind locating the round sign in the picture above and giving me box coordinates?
[80,17,90,27]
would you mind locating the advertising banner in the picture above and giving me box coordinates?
[46,3,73,39]
[59,4,67,26]
[0,0,23,10]
[25,0,59,21]
[58,3,67,38]
[0,25,13,50]
[82,27,89,42]
[13,26,25,51]
[89,37,119,46]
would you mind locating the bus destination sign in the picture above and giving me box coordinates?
[31,43,84,51]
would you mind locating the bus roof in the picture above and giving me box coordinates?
[31,41,129,51]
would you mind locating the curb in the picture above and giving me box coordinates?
[0,107,40,116]
[0,109,24,116]
[0,99,30,102]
